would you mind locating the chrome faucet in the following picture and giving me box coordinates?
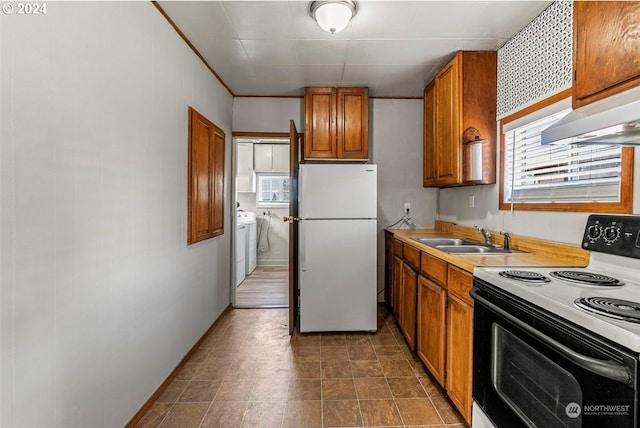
[500,231,511,250]
[474,224,492,245]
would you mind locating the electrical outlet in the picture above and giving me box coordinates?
[404,202,411,212]
[469,194,475,208]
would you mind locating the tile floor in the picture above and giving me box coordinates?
[135,306,468,428]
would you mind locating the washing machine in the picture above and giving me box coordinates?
[235,223,245,287]
[237,211,257,275]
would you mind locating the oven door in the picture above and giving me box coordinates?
[471,282,637,428]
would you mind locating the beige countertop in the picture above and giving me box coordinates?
[389,227,590,273]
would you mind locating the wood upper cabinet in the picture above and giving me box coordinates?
[423,51,497,188]
[445,266,474,423]
[188,107,225,245]
[434,57,461,186]
[417,275,446,387]
[423,82,437,187]
[400,261,418,351]
[304,87,369,160]
[573,1,640,108]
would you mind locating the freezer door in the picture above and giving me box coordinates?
[299,219,377,332]
[299,164,376,219]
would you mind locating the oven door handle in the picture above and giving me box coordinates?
[471,289,633,385]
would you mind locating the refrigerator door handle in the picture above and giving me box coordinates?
[300,221,306,272]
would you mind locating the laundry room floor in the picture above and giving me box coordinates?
[135,305,468,428]
[236,266,288,308]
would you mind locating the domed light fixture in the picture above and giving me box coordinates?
[310,1,357,35]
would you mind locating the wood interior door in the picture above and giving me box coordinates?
[288,120,300,335]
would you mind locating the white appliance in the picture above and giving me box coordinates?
[235,223,245,287]
[298,164,377,333]
[472,214,640,428]
[237,211,257,275]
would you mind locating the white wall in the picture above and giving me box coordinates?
[233,97,304,132]
[371,99,438,299]
[237,194,289,266]
[0,3,233,428]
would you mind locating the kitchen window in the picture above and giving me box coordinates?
[257,173,289,207]
[499,90,634,213]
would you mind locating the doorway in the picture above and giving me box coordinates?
[232,133,290,308]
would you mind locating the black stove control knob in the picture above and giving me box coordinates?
[587,225,601,241]
[603,226,620,244]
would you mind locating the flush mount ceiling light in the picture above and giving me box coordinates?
[310,1,357,35]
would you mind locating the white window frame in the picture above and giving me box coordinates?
[256,173,290,208]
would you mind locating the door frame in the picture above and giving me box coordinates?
[230,131,292,309]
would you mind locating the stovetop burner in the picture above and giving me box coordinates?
[499,270,551,283]
[575,297,640,323]
[549,270,624,286]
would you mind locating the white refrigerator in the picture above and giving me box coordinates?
[299,164,377,333]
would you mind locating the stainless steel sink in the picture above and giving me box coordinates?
[435,244,514,254]
[412,237,477,246]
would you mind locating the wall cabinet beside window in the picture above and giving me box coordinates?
[254,144,289,173]
[423,51,497,188]
[573,1,640,108]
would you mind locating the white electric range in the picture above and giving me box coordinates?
[472,214,640,428]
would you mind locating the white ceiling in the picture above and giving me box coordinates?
[158,1,553,97]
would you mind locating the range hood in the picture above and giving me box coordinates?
[541,89,640,146]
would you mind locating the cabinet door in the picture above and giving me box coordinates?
[304,87,337,159]
[446,294,473,424]
[254,144,274,172]
[573,2,640,108]
[400,262,418,351]
[417,276,446,387]
[236,142,255,192]
[393,256,403,320]
[385,233,394,311]
[423,82,437,187]
[336,87,369,159]
[435,56,462,186]
[272,144,290,172]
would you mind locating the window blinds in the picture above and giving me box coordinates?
[503,109,622,204]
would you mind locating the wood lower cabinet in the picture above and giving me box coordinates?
[393,255,403,320]
[446,294,473,423]
[399,262,418,351]
[417,276,446,386]
[384,230,395,311]
[573,1,640,108]
[304,87,369,160]
[445,266,474,423]
[386,234,474,424]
